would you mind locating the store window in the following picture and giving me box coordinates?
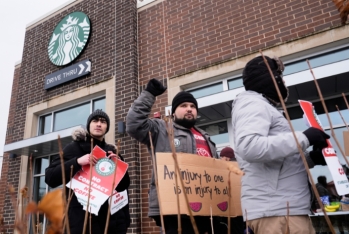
[284,47,349,76]
[228,77,243,90]
[186,46,349,101]
[31,155,57,234]
[38,97,105,135]
[198,121,229,145]
[188,83,223,99]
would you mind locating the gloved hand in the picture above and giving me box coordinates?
[303,127,330,148]
[145,79,167,96]
[309,147,327,166]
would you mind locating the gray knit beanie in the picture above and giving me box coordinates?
[86,109,110,134]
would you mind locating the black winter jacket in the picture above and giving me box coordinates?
[45,130,130,234]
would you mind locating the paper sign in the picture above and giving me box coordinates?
[156,153,242,217]
[299,100,349,195]
[109,190,128,215]
[66,145,129,215]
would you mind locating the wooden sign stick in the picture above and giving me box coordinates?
[343,93,349,110]
[58,135,71,234]
[82,138,94,234]
[104,140,120,234]
[227,171,232,234]
[336,105,349,131]
[166,112,199,234]
[164,118,182,233]
[62,165,74,233]
[285,201,289,234]
[245,209,249,234]
[149,132,166,233]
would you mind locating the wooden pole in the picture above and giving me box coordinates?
[285,201,289,234]
[104,140,120,234]
[58,136,70,234]
[343,93,349,111]
[335,105,349,131]
[62,165,74,233]
[165,113,199,234]
[227,171,232,234]
[245,209,249,234]
[82,138,94,234]
[149,132,166,233]
[210,205,214,234]
[164,118,182,233]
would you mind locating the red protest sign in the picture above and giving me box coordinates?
[67,145,128,215]
[299,100,349,195]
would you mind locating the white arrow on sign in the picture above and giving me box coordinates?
[85,61,91,72]
[78,64,85,75]
[78,61,91,75]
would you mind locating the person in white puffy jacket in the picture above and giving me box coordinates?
[231,55,330,234]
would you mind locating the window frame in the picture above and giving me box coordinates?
[31,154,57,234]
[37,96,105,136]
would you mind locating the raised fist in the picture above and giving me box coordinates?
[145,79,167,96]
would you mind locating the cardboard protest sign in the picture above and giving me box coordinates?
[156,153,242,217]
[299,100,349,195]
[109,190,128,215]
[66,145,129,215]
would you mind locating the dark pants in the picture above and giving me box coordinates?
[68,204,128,234]
[153,215,221,234]
[215,216,246,234]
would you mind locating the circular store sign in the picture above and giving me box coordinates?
[48,12,91,66]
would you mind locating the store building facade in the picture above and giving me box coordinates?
[1,0,349,233]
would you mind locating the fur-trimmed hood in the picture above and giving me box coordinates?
[71,126,88,141]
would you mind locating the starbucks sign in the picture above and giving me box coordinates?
[48,12,91,66]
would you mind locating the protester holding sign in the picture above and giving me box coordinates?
[126,79,220,233]
[45,109,130,234]
[231,56,330,234]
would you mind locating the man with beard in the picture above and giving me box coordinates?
[231,56,330,234]
[126,79,220,233]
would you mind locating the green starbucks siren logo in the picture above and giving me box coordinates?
[48,12,91,66]
[96,158,115,176]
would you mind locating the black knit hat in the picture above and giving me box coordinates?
[171,91,198,115]
[86,109,110,134]
[242,56,288,103]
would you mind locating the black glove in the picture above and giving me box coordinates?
[303,127,330,148]
[145,79,167,96]
[309,147,327,166]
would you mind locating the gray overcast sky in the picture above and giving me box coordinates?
[0,0,69,155]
